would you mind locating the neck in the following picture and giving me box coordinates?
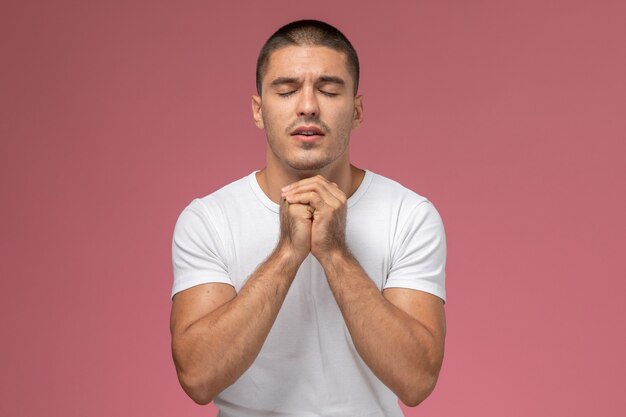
[256,158,364,204]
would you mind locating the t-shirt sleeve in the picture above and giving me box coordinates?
[384,200,447,302]
[171,200,234,299]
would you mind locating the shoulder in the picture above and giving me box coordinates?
[365,170,435,213]
[198,173,254,210]
[361,171,445,235]
[181,173,254,216]
[174,173,255,233]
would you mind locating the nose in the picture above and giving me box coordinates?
[296,86,319,118]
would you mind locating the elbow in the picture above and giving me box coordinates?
[398,357,443,407]
[172,342,217,405]
[398,373,439,407]
[177,370,215,405]
[400,395,425,408]
[188,391,213,406]
[400,337,445,407]
[399,385,433,407]
[190,394,213,406]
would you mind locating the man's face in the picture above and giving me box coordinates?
[252,46,363,173]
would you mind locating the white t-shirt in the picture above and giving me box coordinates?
[172,170,446,417]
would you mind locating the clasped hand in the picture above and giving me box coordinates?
[279,175,348,264]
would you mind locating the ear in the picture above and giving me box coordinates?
[251,95,264,129]
[352,94,364,129]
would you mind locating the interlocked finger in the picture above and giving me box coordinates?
[282,176,345,210]
[283,190,326,210]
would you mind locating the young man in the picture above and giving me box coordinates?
[170,20,447,417]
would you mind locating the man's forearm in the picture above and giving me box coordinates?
[320,250,444,407]
[172,246,301,404]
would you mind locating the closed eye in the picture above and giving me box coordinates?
[278,91,296,97]
[320,90,338,97]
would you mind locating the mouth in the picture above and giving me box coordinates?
[291,125,325,143]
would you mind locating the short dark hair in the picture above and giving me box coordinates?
[256,20,360,96]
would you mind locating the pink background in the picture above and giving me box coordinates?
[2,0,625,416]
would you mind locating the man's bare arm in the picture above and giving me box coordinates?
[320,254,445,407]
[170,200,312,404]
[282,175,446,407]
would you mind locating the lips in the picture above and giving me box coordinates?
[291,125,325,142]
[291,125,325,135]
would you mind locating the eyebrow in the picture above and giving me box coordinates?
[318,75,345,86]
[270,77,299,87]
